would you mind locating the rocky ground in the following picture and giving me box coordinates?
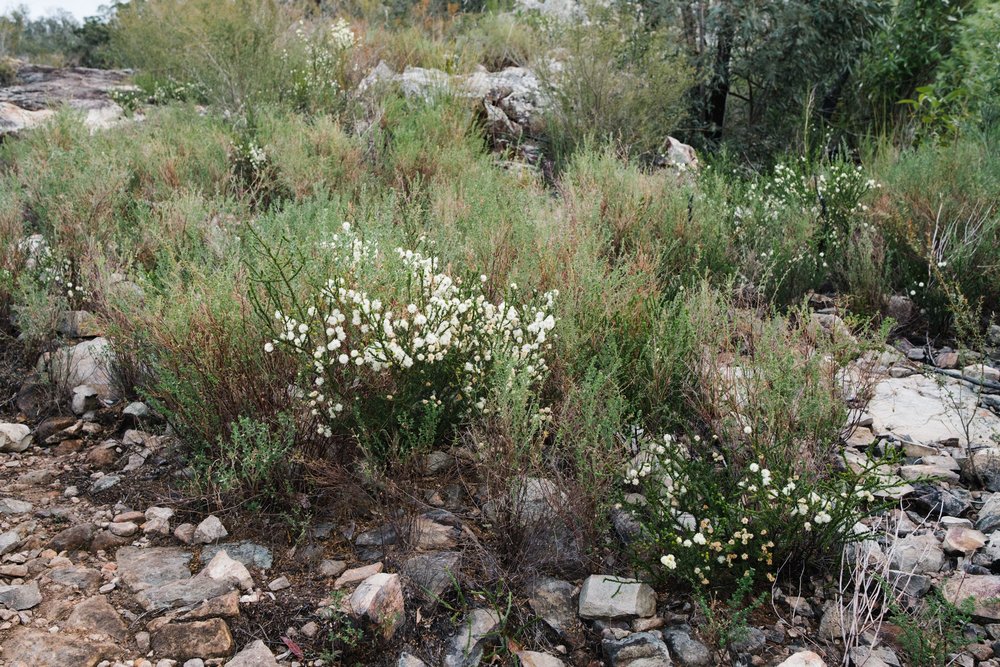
[1,316,1000,667]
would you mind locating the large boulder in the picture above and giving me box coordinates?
[0,423,32,453]
[40,337,118,402]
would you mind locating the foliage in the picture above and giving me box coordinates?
[626,285,893,590]
[112,0,296,109]
[541,4,691,163]
[891,590,975,667]
[254,223,557,463]
[694,569,767,656]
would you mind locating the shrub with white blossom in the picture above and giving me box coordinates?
[282,18,356,112]
[624,431,891,590]
[262,224,557,460]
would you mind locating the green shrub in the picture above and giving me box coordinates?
[541,6,691,164]
[112,0,296,109]
[253,222,557,463]
[194,413,297,498]
[625,284,893,590]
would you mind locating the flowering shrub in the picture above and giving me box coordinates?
[728,157,882,304]
[262,224,557,460]
[625,431,890,590]
[282,18,356,112]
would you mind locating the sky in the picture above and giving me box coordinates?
[1,1,108,20]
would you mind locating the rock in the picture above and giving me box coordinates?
[776,652,826,667]
[65,595,128,639]
[347,572,405,638]
[962,364,1000,383]
[945,527,987,555]
[201,550,254,590]
[602,631,672,667]
[199,542,272,569]
[118,547,193,591]
[0,101,55,133]
[90,473,121,493]
[398,652,429,667]
[578,575,656,620]
[124,401,151,419]
[401,551,461,602]
[137,571,238,612]
[42,337,118,401]
[48,523,97,552]
[515,651,567,667]
[941,575,1000,620]
[528,577,583,645]
[225,640,279,666]
[515,0,585,20]
[335,562,383,589]
[885,569,932,598]
[899,463,960,484]
[319,559,348,577]
[976,494,1000,533]
[911,484,972,518]
[71,385,101,415]
[151,619,234,660]
[108,521,139,537]
[193,515,229,544]
[0,581,42,610]
[424,450,454,474]
[867,374,1000,445]
[889,533,945,574]
[963,449,1000,492]
[0,497,33,514]
[0,528,25,556]
[443,608,500,667]
[174,523,196,544]
[0,627,117,667]
[49,565,102,591]
[0,423,32,453]
[355,524,399,547]
[729,626,766,653]
[179,590,241,620]
[663,628,711,666]
[409,510,462,549]
[848,646,899,667]
[268,576,291,591]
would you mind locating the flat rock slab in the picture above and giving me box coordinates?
[117,546,192,591]
[867,374,1000,445]
[65,595,128,640]
[0,581,42,610]
[200,542,273,569]
[48,565,102,591]
[602,631,672,667]
[152,618,234,660]
[941,574,1000,620]
[0,497,33,514]
[0,627,118,667]
[135,573,236,612]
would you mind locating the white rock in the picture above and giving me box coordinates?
[0,423,32,453]
[202,550,253,591]
[578,575,656,620]
[776,651,826,667]
[192,515,228,544]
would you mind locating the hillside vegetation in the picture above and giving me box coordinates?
[1,0,999,665]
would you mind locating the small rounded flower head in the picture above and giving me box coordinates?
[743,425,753,435]
[660,554,677,570]
[264,342,274,353]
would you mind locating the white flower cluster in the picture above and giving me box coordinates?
[284,19,355,107]
[267,224,557,437]
[329,18,356,51]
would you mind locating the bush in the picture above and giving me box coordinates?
[541,5,691,164]
[112,0,296,109]
[254,222,557,463]
[624,284,893,590]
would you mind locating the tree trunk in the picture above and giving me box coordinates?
[704,6,734,142]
